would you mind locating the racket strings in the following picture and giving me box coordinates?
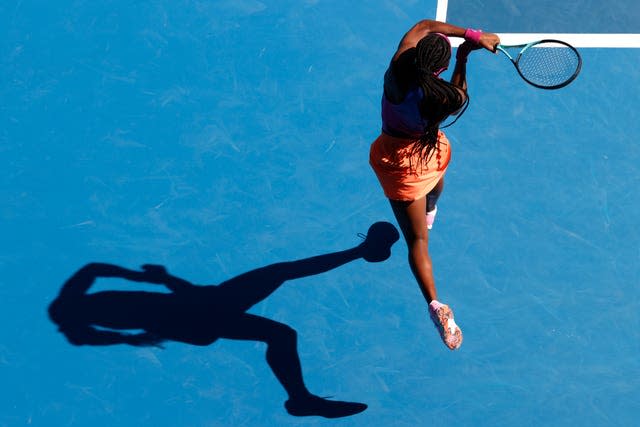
[517,43,581,88]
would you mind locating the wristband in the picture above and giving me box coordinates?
[464,28,482,44]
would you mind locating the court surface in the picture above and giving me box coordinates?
[2,1,639,426]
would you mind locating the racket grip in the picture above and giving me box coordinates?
[464,28,482,44]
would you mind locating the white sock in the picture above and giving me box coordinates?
[429,300,445,311]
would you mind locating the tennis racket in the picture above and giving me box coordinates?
[496,39,582,89]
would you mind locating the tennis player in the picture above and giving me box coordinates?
[369,20,500,350]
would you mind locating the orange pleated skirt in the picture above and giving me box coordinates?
[369,131,451,201]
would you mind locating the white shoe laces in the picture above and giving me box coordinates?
[446,317,459,335]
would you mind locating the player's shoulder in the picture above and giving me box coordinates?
[384,48,417,103]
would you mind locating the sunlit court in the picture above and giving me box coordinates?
[2,1,639,425]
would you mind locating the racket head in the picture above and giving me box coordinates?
[512,39,582,89]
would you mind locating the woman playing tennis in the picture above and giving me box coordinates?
[369,20,500,350]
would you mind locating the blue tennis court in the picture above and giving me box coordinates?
[2,1,639,426]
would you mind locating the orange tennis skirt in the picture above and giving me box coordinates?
[369,131,451,201]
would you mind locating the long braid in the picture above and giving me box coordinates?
[412,34,466,164]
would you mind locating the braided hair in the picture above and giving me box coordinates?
[413,33,467,163]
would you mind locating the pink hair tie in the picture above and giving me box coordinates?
[464,28,482,44]
[434,32,451,45]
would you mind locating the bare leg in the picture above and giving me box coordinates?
[390,195,463,350]
[389,197,437,303]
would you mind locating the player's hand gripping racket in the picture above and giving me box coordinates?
[496,39,582,89]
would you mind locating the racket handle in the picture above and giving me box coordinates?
[464,28,482,44]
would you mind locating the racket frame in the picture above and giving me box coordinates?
[496,39,582,90]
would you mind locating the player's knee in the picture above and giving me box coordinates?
[407,229,428,246]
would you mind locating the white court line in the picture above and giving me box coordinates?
[435,0,448,22]
[436,0,640,48]
[451,34,640,48]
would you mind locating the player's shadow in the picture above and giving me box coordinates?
[48,222,399,419]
